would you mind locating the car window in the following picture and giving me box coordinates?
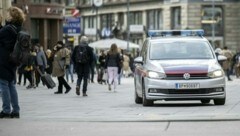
[150,41,214,60]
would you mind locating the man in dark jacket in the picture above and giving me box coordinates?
[0,6,25,118]
[71,36,93,96]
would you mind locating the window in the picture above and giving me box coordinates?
[31,0,42,3]
[129,11,142,25]
[171,7,181,29]
[100,14,114,30]
[44,0,50,3]
[147,9,163,30]
[83,16,95,28]
[65,0,75,6]
[53,0,61,4]
[201,6,223,36]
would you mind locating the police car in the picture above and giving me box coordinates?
[134,30,226,106]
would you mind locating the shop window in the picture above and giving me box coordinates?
[147,9,163,30]
[129,11,142,25]
[171,7,181,29]
[201,6,223,36]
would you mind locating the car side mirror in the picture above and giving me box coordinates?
[134,56,143,65]
[217,55,227,62]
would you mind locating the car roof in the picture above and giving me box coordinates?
[148,36,209,44]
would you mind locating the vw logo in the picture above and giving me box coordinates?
[183,73,191,80]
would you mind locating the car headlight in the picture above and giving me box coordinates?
[147,71,166,79]
[208,70,224,78]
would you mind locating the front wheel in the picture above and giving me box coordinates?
[142,82,153,106]
[214,97,226,105]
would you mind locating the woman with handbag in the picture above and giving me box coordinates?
[51,41,71,94]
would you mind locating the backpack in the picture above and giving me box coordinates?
[8,25,31,66]
[75,45,89,64]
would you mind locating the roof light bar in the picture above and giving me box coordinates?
[148,30,204,37]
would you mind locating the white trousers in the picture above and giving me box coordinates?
[107,67,118,89]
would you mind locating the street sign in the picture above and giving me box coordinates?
[63,17,81,34]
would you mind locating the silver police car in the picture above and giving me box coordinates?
[134,30,226,106]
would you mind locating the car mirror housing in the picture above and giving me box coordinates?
[217,55,227,62]
[134,56,143,65]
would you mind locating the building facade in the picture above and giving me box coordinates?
[12,0,64,50]
[78,0,240,51]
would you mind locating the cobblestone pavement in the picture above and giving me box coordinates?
[1,75,240,122]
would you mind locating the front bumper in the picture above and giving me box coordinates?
[144,77,226,100]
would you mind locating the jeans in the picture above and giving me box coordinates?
[0,78,20,114]
[76,64,89,93]
[66,63,74,82]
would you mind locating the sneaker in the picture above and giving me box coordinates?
[83,93,88,97]
[0,111,11,118]
[108,84,111,91]
[10,112,20,118]
[76,86,80,96]
[65,88,71,94]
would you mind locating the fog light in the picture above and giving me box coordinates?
[215,88,223,92]
[149,89,157,93]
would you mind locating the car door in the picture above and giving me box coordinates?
[135,40,148,95]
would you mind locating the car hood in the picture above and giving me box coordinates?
[149,59,220,74]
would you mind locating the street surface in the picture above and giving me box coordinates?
[0,75,240,135]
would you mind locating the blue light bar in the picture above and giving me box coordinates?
[148,30,204,37]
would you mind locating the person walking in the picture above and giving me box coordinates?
[45,49,53,75]
[35,44,47,87]
[105,43,121,92]
[71,36,93,96]
[98,50,107,84]
[65,45,74,83]
[89,49,97,83]
[222,46,233,81]
[52,41,71,94]
[0,6,25,118]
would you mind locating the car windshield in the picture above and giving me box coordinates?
[150,41,214,60]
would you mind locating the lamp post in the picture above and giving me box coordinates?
[211,0,215,47]
[93,0,103,41]
[127,0,130,52]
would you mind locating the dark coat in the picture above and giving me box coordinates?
[0,23,21,82]
[71,43,93,67]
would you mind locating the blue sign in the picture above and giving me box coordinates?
[63,17,81,34]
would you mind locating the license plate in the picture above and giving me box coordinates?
[175,83,200,89]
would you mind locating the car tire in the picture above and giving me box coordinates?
[134,79,142,104]
[214,97,226,105]
[201,99,211,104]
[142,81,153,106]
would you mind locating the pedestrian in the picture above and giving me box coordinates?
[89,49,97,83]
[117,48,124,85]
[51,41,71,94]
[0,6,25,118]
[71,36,93,96]
[45,49,53,75]
[0,14,3,29]
[35,44,47,87]
[98,50,107,84]
[65,45,74,83]
[105,43,121,92]
[122,53,130,77]
[233,50,240,78]
[222,46,233,81]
